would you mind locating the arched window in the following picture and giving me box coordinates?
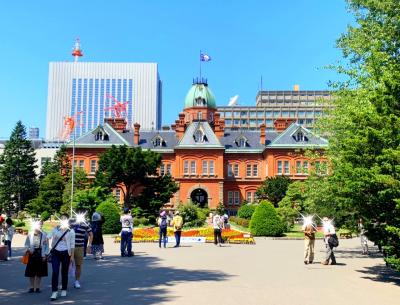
[152,136,163,147]
[296,131,304,142]
[197,111,203,120]
[194,130,204,143]
[95,131,104,141]
[196,98,205,106]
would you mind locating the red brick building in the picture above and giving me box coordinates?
[67,80,328,213]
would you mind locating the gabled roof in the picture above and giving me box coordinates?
[124,131,178,151]
[268,123,328,148]
[176,121,224,149]
[68,123,130,148]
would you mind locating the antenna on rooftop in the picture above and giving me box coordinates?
[72,38,83,62]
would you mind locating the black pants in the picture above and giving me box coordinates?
[51,250,70,292]
[214,229,222,245]
[174,231,181,246]
[159,227,167,248]
[4,240,11,257]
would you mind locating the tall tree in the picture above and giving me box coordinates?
[26,172,65,215]
[256,176,292,207]
[320,0,400,270]
[0,121,38,213]
[39,145,71,180]
[95,145,178,211]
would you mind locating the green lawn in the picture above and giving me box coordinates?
[283,224,324,238]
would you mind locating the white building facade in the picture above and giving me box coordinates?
[46,62,162,140]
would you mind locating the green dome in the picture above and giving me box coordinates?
[184,83,216,109]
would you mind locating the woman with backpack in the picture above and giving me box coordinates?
[157,211,168,248]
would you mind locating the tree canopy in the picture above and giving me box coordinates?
[319,0,400,270]
[95,145,178,214]
[256,176,291,207]
[0,121,38,213]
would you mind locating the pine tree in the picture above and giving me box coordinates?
[0,121,38,213]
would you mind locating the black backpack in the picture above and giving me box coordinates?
[328,234,339,247]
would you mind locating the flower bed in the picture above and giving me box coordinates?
[114,227,255,244]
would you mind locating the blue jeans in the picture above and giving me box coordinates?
[174,231,181,247]
[159,227,167,248]
[51,250,70,292]
[120,231,132,256]
[4,240,11,257]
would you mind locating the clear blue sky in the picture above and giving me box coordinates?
[0,0,352,138]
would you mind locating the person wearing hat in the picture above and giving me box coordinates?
[120,208,133,257]
[322,217,337,265]
[157,211,168,248]
[90,212,104,260]
[170,211,184,248]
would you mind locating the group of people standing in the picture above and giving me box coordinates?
[157,210,184,248]
[23,212,104,301]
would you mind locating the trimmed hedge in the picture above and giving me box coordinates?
[229,216,250,228]
[96,199,122,234]
[237,204,256,219]
[249,200,285,236]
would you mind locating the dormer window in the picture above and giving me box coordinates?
[235,135,248,147]
[152,135,164,147]
[94,130,109,141]
[293,130,307,142]
[194,129,204,143]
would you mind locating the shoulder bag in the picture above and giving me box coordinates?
[47,229,69,263]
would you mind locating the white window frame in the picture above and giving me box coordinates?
[202,160,208,175]
[209,160,215,175]
[115,189,121,201]
[246,164,252,177]
[246,191,252,203]
[160,164,165,176]
[303,161,309,174]
[296,160,302,174]
[184,160,189,175]
[277,160,283,174]
[190,160,196,174]
[79,160,84,168]
[284,160,290,175]
[228,164,233,177]
[90,160,97,174]
[234,191,240,205]
[252,164,258,177]
[166,164,172,175]
[234,164,239,177]
[228,191,233,205]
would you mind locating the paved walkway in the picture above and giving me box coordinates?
[0,234,399,305]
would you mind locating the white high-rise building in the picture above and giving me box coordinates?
[46,62,162,140]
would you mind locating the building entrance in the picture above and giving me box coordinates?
[190,188,208,207]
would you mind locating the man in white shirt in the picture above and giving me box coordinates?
[120,208,133,257]
[322,217,337,265]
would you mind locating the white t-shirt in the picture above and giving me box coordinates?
[120,215,133,232]
[213,215,223,229]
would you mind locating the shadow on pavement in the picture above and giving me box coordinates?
[357,265,400,286]
[0,247,230,305]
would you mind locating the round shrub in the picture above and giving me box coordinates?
[96,199,122,234]
[237,204,256,219]
[178,203,207,228]
[249,200,285,236]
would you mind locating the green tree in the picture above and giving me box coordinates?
[71,186,111,217]
[0,121,38,213]
[96,198,122,234]
[249,200,285,237]
[318,0,400,270]
[135,174,179,219]
[256,176,292,207]
[26,172,65,215]
[95,145,178,212]
[39,145,71,180]
[62,167,89,207]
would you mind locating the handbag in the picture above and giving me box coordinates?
[21,251,30,264]
[47,229,69,263]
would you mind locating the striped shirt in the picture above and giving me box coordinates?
[73,223,92,247]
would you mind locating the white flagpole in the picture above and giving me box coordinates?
[199,50,202,81]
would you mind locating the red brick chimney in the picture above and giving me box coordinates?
[104,118,127,133]
[133,123,141,145]
[259,123,266,144]
[274,118,296,133]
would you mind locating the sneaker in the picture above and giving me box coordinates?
[60,290,67,297]
[50,292,58,301]
[28,288,35,293]
[304,261,308,265]
[35,288,41,293]
[74,280,81,289]
[321,261,329,265]
[331,261,337,265]
[6,257,10,261]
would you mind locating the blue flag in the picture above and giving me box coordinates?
[200,53,211,62]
